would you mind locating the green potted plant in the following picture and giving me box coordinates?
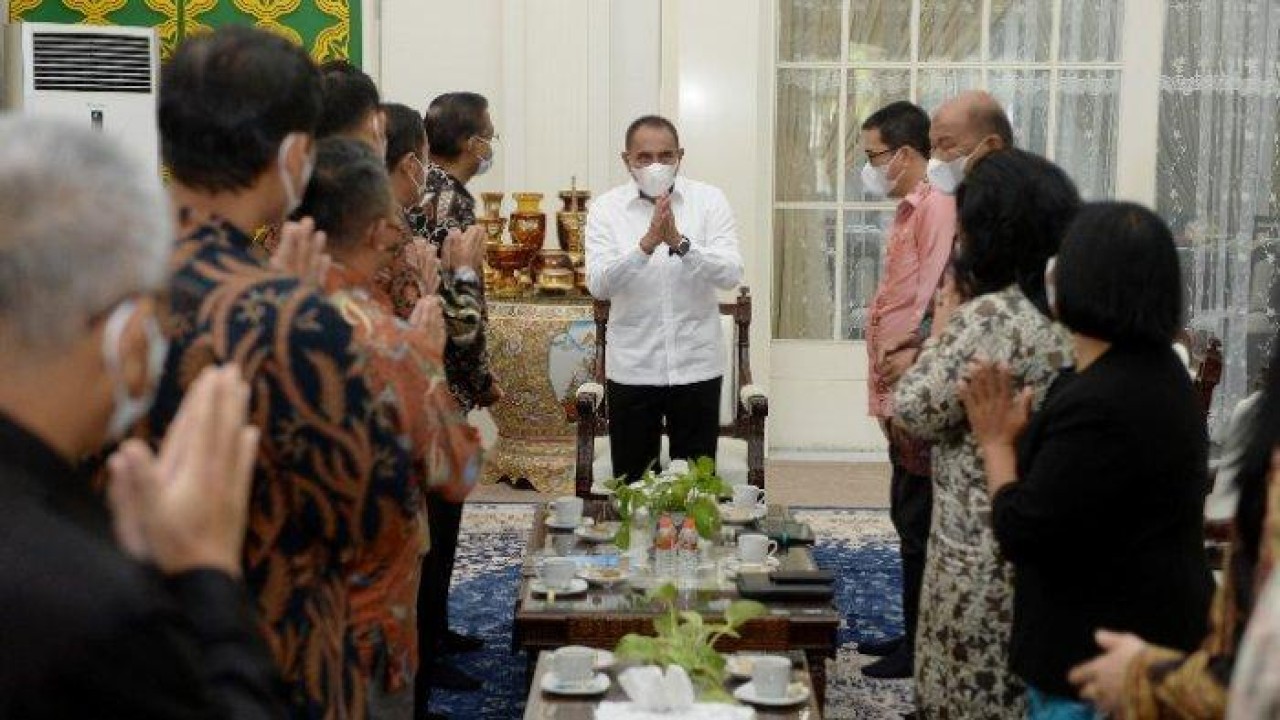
[613,583,767,701]
[607,457,729,549]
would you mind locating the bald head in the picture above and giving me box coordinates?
[930,90,1013,167]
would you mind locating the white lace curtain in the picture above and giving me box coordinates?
[1157,0,1280,430]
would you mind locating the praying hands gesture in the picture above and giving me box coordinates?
[442,226,486,272]
[640,194,680,255]
[958,359,1032,496]
[405,237,442,298]
[409,295,446,356]
[931,270,963,340]
[106,365,259,577]
[271,217,331,287]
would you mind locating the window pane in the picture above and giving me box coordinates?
[989,0,1051,62]
[988,69,1050,155]
[845,69,913,200]
[779,0,843,62]
[775,69,841,202]
[774,210,838,340]
[919,0,982,62]
[917,68,983,115]
[848,0,912,61]
[1060,0,1124,62]
[842,210,895,340]
[1055,70,1121,198]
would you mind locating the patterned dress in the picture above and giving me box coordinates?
[373,163,495,411]
[149,216,411,720]
[324,264,483,695]
[894,286,1073,719]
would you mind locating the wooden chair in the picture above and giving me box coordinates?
[573,287,768,497]
[1193,336,1229,569]
[1193,337,1224,422]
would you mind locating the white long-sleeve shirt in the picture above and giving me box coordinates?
[586,176,744,386]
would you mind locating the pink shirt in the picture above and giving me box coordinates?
[866,180,956,418]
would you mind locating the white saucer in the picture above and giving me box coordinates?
[546,516,584,530]
[541,670,610,696]
[531,578,589,596]
[722,556,781,578]
[575,522,619,543]
[577,566,629,586]
[733,680,810,707]
[719,503,767,524]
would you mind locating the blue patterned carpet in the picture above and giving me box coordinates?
[430,504,913,719]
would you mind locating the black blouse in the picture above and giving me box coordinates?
[992,344,1214,697]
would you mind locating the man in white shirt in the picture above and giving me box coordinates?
[586,115,744,482]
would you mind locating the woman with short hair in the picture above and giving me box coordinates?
[894,149,1079,718]
[960,202,1214,719]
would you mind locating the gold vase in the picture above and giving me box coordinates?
[480,192,505,219]
[510,192,546,252]
[556,189,590,260]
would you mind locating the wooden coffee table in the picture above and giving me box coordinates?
[523,649,823,719]
[512,506,840,708]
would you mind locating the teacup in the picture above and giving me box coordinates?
[737,533,779,564]
[537,557,577,590]
[732,484,765,510]
[551,645,596,686]
[548,496,584,526]
[751,655,791,699]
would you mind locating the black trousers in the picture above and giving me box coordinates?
[888,447,933,652]
[413,491,464,704]
[605,376,722,483]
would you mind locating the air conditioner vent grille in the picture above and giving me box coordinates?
[31,32,153,93]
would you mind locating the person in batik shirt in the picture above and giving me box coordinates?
[151,28,410,719]
[298,137,482,720]
[379,103,484,363]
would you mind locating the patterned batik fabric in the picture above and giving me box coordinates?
[894,286,1073,719]
[1120,451,1280,719]
[148,217,412,720]
[374,209,482,348]
[375,167,495,411]
[324,264,483,694]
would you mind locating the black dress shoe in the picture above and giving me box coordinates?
[857,635,904,658]
[441,629,485,655]
[422,713,449,720]
[861,645,913,679]
[426,661,483,691]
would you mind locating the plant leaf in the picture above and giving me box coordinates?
[724,599,768,628]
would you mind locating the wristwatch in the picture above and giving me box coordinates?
[669,235,691,257]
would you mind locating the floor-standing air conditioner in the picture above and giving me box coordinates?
[1,22,159,171]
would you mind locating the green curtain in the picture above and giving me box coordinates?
[8,0,361,64]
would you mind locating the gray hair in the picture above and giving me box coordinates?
[0,116,172,356]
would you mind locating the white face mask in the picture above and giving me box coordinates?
[926,153,970,195]
[101,298,169,441]
[1044,255,1059,316]
[474,136,495,176]
[860,149,901,199]
[633,162,678,198]
[277,133,314,219]
[408,155,429,207]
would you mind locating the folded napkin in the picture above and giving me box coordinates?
[594,666,754,720]
[595,701,755,720]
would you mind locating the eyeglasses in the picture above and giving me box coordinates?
[864,147,895,164]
